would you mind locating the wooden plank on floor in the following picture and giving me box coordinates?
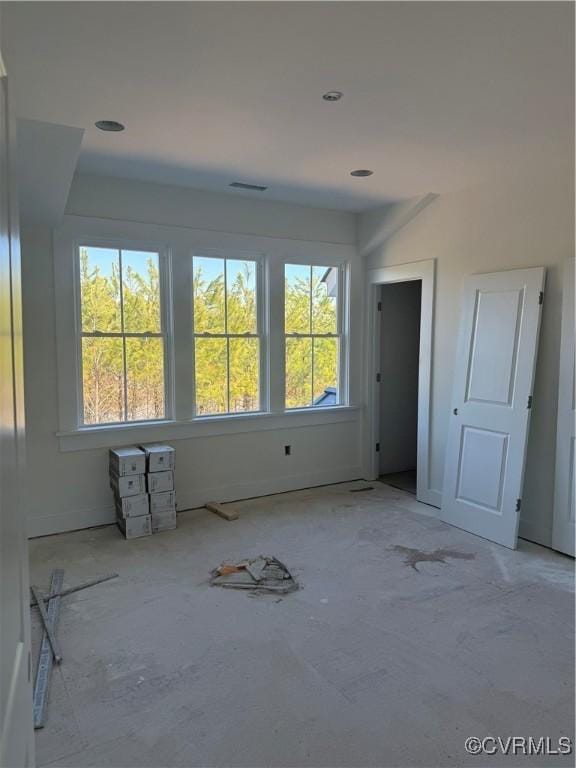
[206,502,239,521]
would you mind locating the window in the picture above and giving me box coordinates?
[192,255,261,416]
[56,218,354,447]
[284,264,340,408]
[79,245,167,424]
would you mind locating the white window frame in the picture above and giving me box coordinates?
[191,250,267,417]
[53,216,358,452]
[283,262,348,410]
[75,240,173,426]
[54,229,174,434]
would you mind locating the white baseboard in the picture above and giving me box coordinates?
[28,504,116,538]
[176,466,364,512]
[28,466,363,538]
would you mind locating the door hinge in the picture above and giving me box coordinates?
[377,301,382,312]
[28,650,31,682]
[527,395,533,409]
[516,498,522,512]
[375,442,380,452]
[538,291,544,305]
[376,373,381,383]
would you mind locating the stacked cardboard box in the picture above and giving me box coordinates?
[110,444,176,538]
[109,447,151,539]
[141,444,177,532]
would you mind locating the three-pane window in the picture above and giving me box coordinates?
[284,264,340,408]
[192,255,261,416]
[77,246,344,427]
[79,246,166,424]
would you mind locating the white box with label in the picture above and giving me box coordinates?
[115,493,149,519]
[111,472,146,498]
[151,508,177,533]
[141,444,175,472]
[147,470,174,493]
[109,446,146,476]
[149,490,176,514]
[117,513,152,539]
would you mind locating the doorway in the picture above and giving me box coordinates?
[364,259,439,508]
[378,281,421,495]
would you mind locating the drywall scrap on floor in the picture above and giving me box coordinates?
[210,556,298,594]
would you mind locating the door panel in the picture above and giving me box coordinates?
[441,268,545,549]
[552,258,575,556]
[0,62,34,767]
[456,427,508,512]
[466,288,522,405]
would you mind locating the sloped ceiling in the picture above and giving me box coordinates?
[17,119,83,225]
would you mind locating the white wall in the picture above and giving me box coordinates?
[360,162,574,547]
[379,281,421,475]
[22,165,572,546]
[66,174,356,245]
[22,175,362,537]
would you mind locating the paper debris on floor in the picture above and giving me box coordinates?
[210,556,298,593]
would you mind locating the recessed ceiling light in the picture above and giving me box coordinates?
[95,120,125,132]
[322,91,343,102]
[350,169,374,177]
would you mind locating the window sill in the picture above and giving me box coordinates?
[56,406,361,452]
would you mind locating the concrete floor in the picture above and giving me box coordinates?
[30,481,575,768]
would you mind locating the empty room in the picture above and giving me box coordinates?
[0,2,574,767]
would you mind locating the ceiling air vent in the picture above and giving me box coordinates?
[229,181,268,192]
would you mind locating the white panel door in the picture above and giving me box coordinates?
[441,268,545,549]
[0,60,34,767]
[552,258,575,557]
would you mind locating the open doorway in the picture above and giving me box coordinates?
[378,281,421,495]
[365,259,438,508]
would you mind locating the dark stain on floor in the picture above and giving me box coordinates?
[349,486,375,493]
[391,545,476,572]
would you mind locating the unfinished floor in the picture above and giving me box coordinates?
[30,481,574,768]
[380,470,417,495]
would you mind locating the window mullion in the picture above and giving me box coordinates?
[309,266,314,406]
[82,331,163,338]
[336,266,348,404]
[268,258,284,414]
[118,250,128,422]
[311,337,315,407]
[224,258,230,412]
[193,332,258,339]
[227,337,231,413]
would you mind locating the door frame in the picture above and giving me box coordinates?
[363,258,440,507]
[552,257,575,556]
[0,52,35,767]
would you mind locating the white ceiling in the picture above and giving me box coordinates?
[2,2,572,212]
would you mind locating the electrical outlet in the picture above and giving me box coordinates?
[284,445,291,456]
